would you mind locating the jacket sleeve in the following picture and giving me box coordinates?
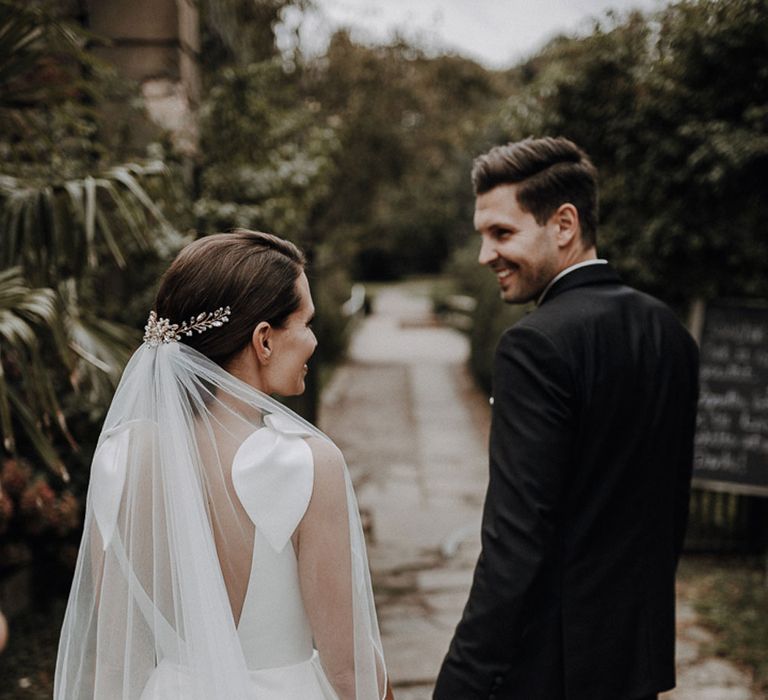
[434,324,577,699]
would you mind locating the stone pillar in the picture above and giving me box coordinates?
[85,0,200,156]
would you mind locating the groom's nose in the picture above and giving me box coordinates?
[478,236,497,266]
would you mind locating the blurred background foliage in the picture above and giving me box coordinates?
[0,0,766,612]
[0,0,188,582]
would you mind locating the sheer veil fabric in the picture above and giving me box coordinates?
[54,341,386,699]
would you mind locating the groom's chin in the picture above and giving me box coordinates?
[500,287,536,305]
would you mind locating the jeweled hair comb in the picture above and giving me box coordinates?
[143,306,231,347]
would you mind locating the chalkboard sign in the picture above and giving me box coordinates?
[693,302,768,496]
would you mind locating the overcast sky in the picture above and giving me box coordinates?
[285,0,668,68]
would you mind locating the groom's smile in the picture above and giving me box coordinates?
[491,263,520,295]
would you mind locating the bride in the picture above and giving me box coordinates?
[54,230,393,700]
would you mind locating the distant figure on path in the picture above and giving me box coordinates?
[434,137,699,700]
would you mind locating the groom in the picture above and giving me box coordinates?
[434,137,699,700]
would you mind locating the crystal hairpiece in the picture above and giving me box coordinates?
[143,306,231,347]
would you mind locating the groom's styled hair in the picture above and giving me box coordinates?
[472,137,599,247]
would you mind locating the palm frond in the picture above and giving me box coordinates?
[7,382,69,481]
[58,277,138,400]
[0,267,59,459]
[0,267,56,348]
[107,162,174,231]
[0,162,178,280]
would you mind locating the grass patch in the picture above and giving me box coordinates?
[679,554,768,691]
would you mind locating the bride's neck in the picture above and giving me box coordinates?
[224,348,268,395]
[207,383,265,430]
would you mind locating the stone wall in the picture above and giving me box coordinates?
[84,0,201,155]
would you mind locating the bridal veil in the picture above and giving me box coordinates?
[54,333,386,699]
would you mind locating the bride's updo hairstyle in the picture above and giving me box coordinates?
[155,229,306,367]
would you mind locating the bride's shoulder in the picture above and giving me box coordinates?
[305,437,344,475]
[299,437,348,537]
[304,437,347,509]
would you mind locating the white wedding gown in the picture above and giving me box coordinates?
[140,524,337,699]
[100,415,339,700]
[55,343,385,700]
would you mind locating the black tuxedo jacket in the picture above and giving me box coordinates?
[434,264,699,700]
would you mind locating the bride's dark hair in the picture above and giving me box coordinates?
[155,229,306,366]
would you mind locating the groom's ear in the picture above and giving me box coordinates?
[252,322,273,364]
[552,203,580,248]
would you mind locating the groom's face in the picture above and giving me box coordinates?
[474,183,560,304]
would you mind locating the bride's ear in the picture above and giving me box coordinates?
[252,322,273,364]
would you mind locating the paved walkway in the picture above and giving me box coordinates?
[319,282,764,700]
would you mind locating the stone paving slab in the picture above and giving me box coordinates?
[671,690,754,700]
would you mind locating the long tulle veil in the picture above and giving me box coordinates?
[54,340,386,699]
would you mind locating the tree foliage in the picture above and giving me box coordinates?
[7,0,760,516]
[0,1,181,497]
[195,17,506,280]
[306,33,505,279]
[200,0,308,67]
[192,6,508,423]
[195,58,338,239]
